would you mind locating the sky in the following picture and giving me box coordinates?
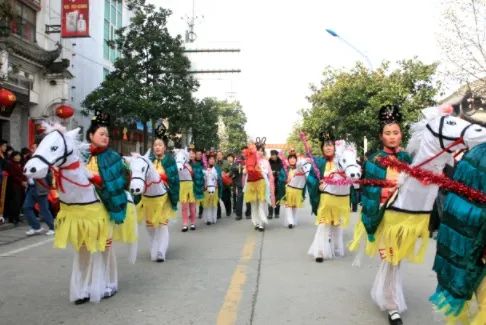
[148,0,446,143]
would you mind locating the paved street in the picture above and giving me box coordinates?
[0,204,444,325]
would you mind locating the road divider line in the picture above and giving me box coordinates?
[217,232,257,325]
[0,238,53,257]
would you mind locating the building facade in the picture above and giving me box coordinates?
[0,0,133,150]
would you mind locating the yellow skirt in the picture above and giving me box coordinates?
[180,181,196,203]
[54,202,109,253]
[315,193,350,226]
[112,202,138,244]
[363,209,430,265]
[137,194,175,226]
[282,186,304,208]
[202,189,219,208]
[244,179,266,203]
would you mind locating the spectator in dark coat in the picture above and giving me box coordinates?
[6,151,26,225]
[268,150,283,218]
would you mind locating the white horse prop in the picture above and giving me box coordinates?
[352,106,486,315]
[126,152,172,262]
[282,158,312,228]
[202,166,219,225]
[308,139,362,260]
[24,124,115,303]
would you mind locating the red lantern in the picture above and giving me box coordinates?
[0,88,16,107]
[55,104,74,119]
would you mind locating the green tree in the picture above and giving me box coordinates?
[82,0,198,150]
[299,59,440,154]
[217,100,248,154]
[190,98,220,150]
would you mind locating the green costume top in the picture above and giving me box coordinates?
[430,143,486,317]
[360,150,411,241]
[150,151,180,211]
[306,156,330,215]
[87,148,129,224]
[190,160,205,200]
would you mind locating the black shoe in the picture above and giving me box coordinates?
[156,258,165,263]
[206,221,211,226]
[275,214,280,219]
[235,216,242,220]
[388,312,403,325]
[182,226,189,232]
[75,297,90,305]
[190,224,196,231]
[198,214,203,219]
[288,224,293,229]
[246,215,251,219]
[268,215,273,220]
[315,257,324,263]
[258,226,265,232]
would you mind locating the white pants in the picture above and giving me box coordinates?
[70,245,118,303]
[250,201,268,227]
[308,224,345,259]
[371,261,407,313]
[204,207,217,224]
[146,225,169,261]
[284,207,298,226]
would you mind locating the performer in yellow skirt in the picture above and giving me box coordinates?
[84,114,138,302]
[243,138,275,232]
[202,153,222,225]
[276,151,310,229]
[307,131,353,262]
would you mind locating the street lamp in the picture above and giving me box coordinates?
[325,28,374,70]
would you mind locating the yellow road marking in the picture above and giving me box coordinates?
[217,232,257,325]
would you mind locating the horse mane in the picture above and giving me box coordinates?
[42,122,83,159]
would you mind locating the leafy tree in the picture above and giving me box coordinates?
[82,0,198,150]
[190,98,219,150]
[299,59,440,154]
[217,100,248,154]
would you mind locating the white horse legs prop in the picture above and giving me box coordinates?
[284,207,298,227]
[308,224,345,259]
[69,245,117,303]
[250,201,268,227]
[204,207,217,224]
[146,224,169,261]
[371,261,407,313]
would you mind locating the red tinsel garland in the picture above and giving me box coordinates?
[376,156,486,204]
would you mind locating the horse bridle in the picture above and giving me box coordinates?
[31,130,74,168]
[130,156,150,184]
[426,116,473,153]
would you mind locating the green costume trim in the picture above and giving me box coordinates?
[306,157,328,215]
[150,151,180,211]
[430,143,486,316]
[92,148,129,224]
[190,160,205,200]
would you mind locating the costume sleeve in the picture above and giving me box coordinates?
[276,168,287,203]
[216,166,223,199]
[163,155,180,211]
[306,157,324,215]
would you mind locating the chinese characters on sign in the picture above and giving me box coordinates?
[61,0,90,38]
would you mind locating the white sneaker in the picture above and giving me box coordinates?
[45,230,55,236]
[26,228,44,236]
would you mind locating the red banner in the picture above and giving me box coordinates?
[61,0,90,38]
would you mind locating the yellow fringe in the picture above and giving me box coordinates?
[112,202,138,244]
[54,202,109,253]
[371,209,430,265]
[244,179,266,203]
[282,186,304,208]
[202,189,219,208]
[315,193,350,227]
[180,181,196,203]
[137,194,175,226]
